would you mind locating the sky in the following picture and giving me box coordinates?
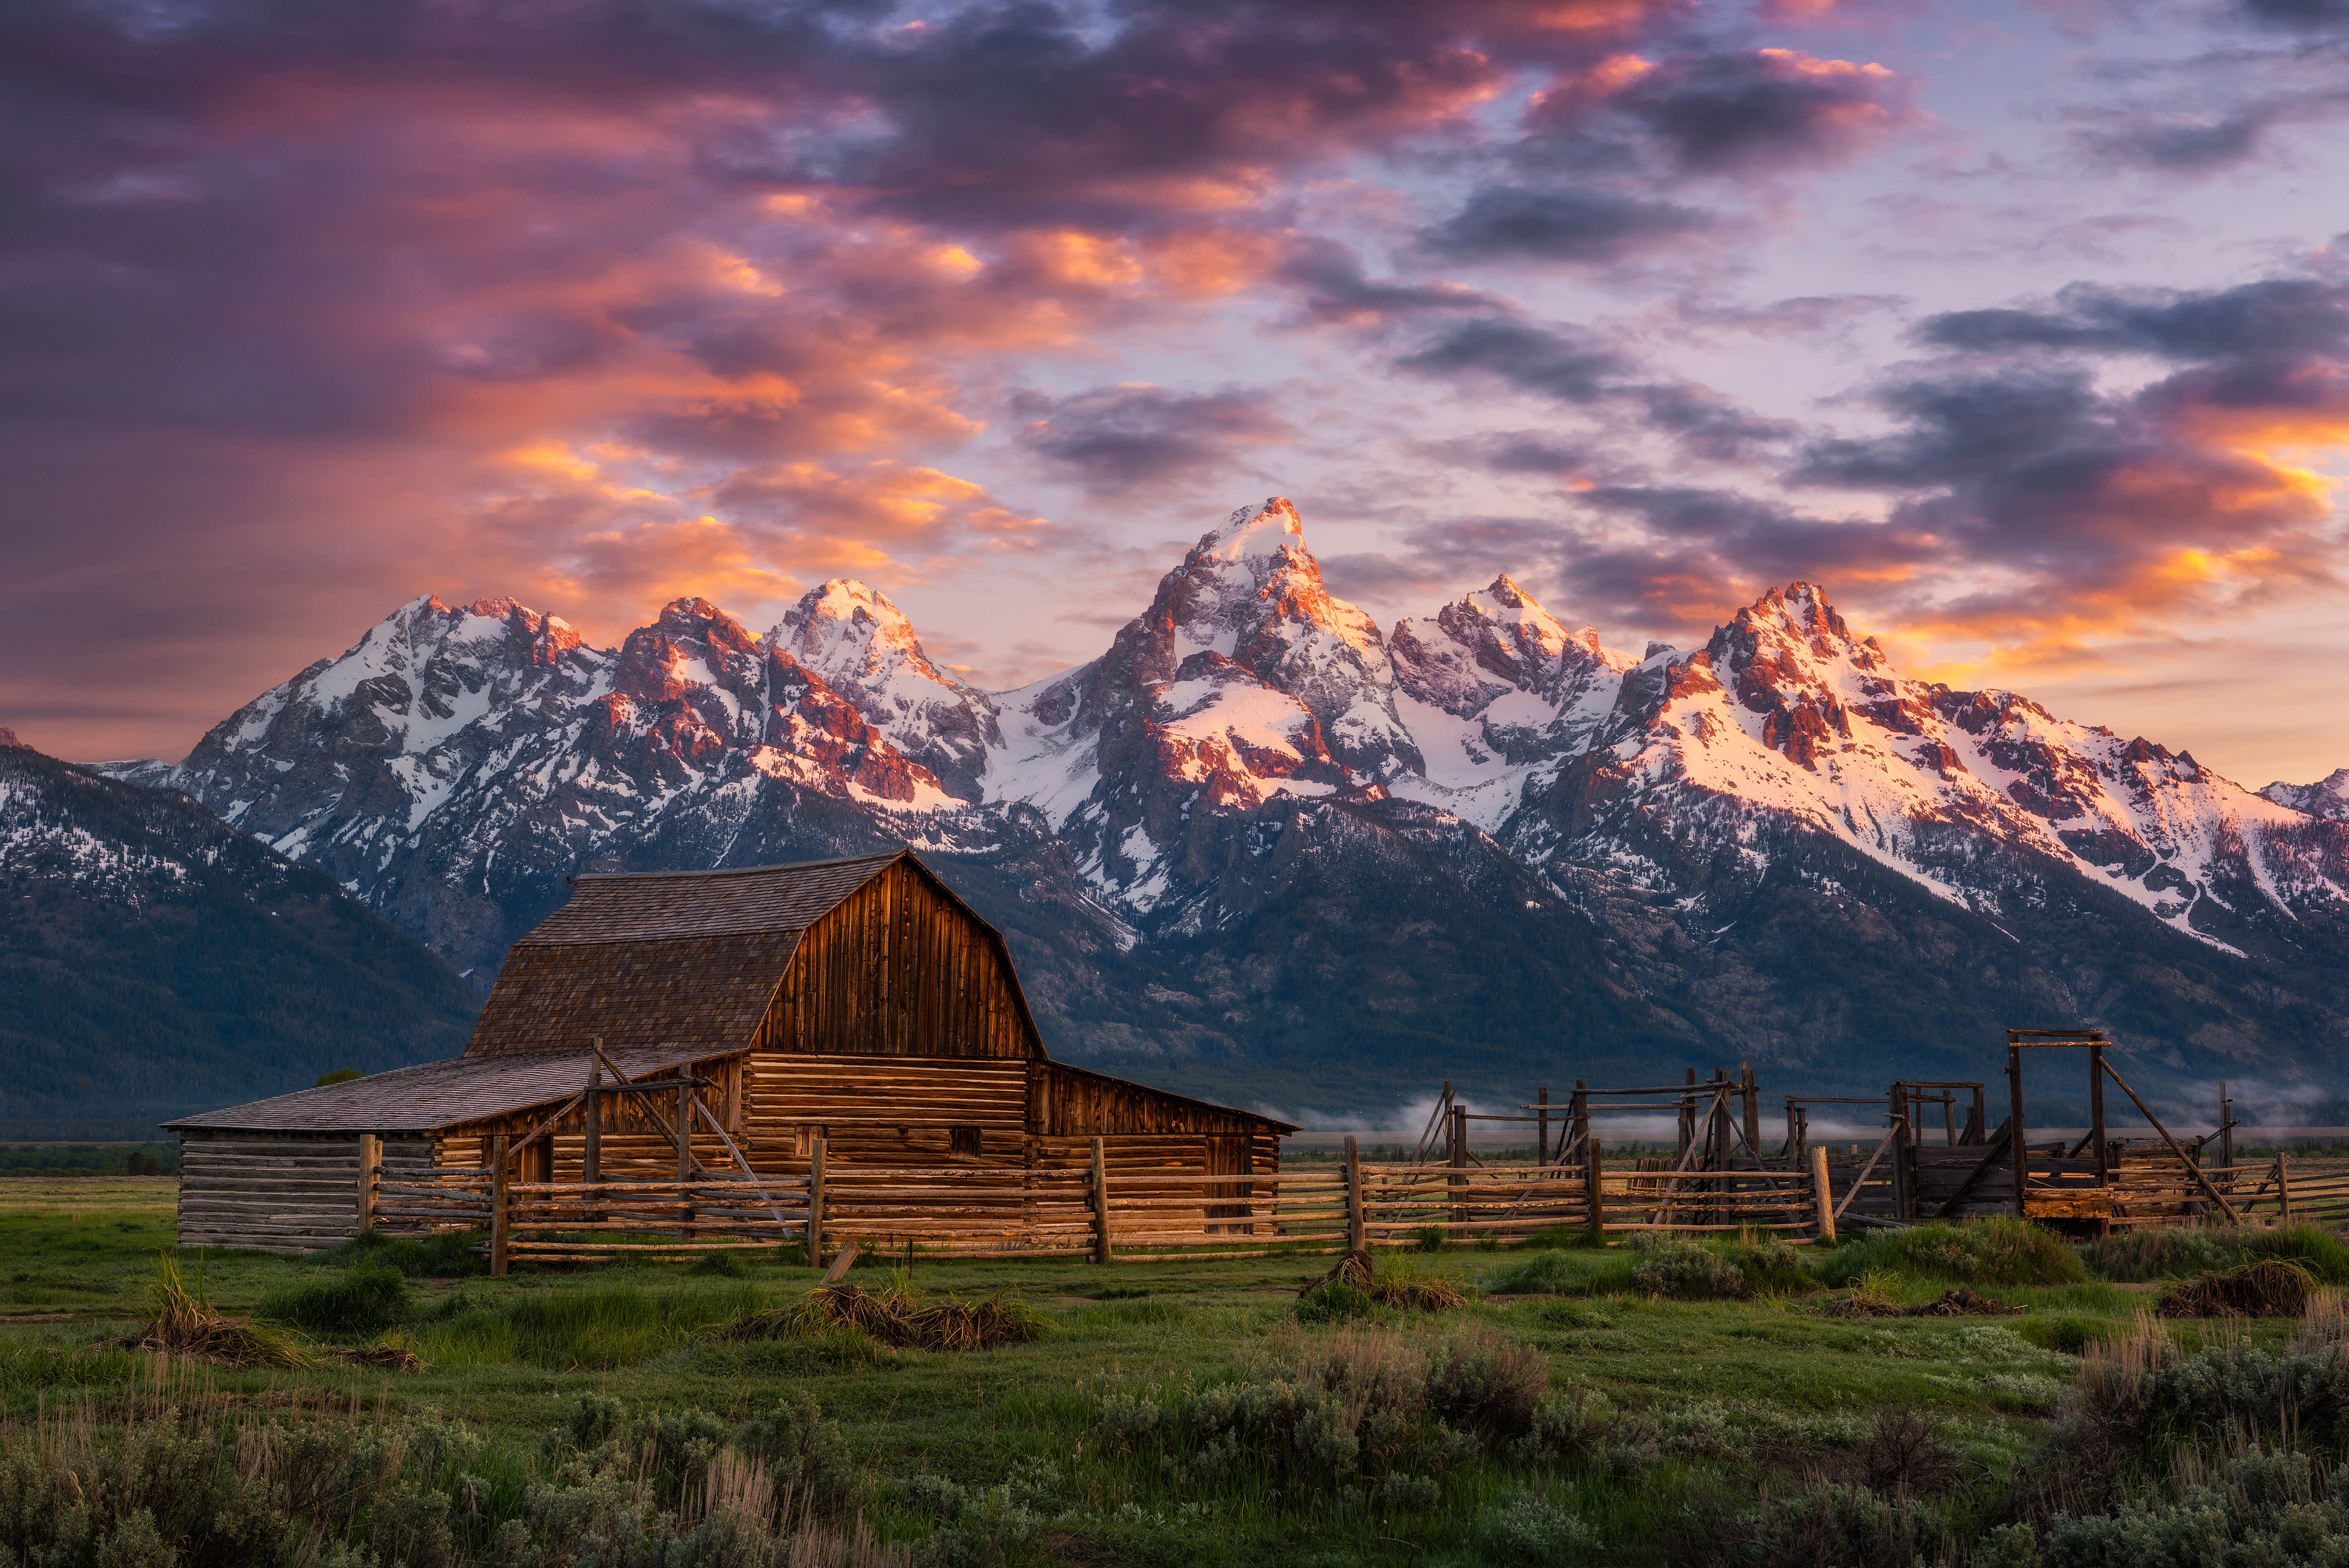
[2,0,2346,786]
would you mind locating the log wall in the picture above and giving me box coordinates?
[177,1130,433,1253]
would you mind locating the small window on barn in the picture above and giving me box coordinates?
[950,1126,982,1158]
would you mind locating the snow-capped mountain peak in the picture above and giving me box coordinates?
[770,579,1001,800]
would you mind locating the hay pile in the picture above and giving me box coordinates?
[122,1255,314,1368]
[2157,1260,2314,1319]
[722,1281,1049,1351]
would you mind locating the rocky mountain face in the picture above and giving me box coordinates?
[97,501,2349,1116]
[0,731,478,1136]
[2265,769,2349,823]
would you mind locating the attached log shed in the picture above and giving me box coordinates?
[169,850,1294,1253]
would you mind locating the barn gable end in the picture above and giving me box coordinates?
[759,854,1039,1059]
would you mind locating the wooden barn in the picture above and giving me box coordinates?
[168,850,1295,1253]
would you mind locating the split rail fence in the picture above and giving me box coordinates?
[365,1131,1842,1273]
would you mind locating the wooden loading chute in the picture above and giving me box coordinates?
[1998,1029,2240,1230]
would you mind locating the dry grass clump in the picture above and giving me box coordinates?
[1819,1284,2016,1320]
[720,1273,1049,1352]
[1815,1270,1902,1318]
[333,1342,426,1372]
[122,1254,314,1368]
[2157,1260,2314,1319]
[901,1295,1046,1351]
[1298,1249,1464,1313]
[1369,1250,1466,1311]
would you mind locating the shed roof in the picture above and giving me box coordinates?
[166,1045,715,1133]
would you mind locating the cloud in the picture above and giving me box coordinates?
[1792,351,2340,646]
[1396,317,1801,465]
[1412,47,1920,272]
[1275,237,1504,325]
[1396,318,1629,402]
[1600,49,1921,174]
[1013,384,1295,491]
[1634,383,1802,462]
[1418,184,1712,263]
[1921,278,2349,359]
[2232,0,2349,29]
[1421,430,1596,476]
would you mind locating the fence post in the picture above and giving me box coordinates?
[1090,1136,1113,1264]
[489,1134,510,1277]
[1449,1105,1468,1227]
[2219,1084,2234,1187]
[1711,1070,1734,1224]
[1887,1085,1909,1220]
[1739,1064,1761,1170]
[676,1081,695,1241]
[1584,1136,1605,1241]
[1811,1143,1836,1244]
[1573,1080,1589,1166]
[1536,1089,1549,1167]
[356,1133,379,1237]
[807,1132,826,1265]
[583,1058,603,1223]
[2280,1152,2293,1224]
[1344,1135,1367,1252]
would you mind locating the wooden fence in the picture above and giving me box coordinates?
[365,1133,1838,1271]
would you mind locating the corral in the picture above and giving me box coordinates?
[171,856,2333,1268]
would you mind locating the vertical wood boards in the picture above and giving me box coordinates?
[762,859,1033,1060]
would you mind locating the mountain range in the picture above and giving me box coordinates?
[92,499,2349,1121]
[0,729,479,1137]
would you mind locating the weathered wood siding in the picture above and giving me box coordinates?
[1037,1064,1271,1138]
[736,1053,1283,1179]
[761,859,1035,1059]
[177,1130,432,1253]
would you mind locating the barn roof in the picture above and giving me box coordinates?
[517,852,904,946]
[165,1044,713,1133]
[465,851,913,1057]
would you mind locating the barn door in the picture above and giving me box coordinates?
[1206,1136,1254,1234]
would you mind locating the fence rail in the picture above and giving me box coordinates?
[360,1133,2349,1273]
[359,1132,1845,1273]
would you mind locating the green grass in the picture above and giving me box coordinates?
[1813,1217,2088,1289]
[255,1259,413,1335]
[6,1187,2341,1565]
[409,1280,770,1370]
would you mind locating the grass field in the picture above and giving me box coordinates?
[4,1177,2345,1566]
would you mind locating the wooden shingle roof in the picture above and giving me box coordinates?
[166,1045,711,1133]
[516,853,904,946]
[463,852,906,1057]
